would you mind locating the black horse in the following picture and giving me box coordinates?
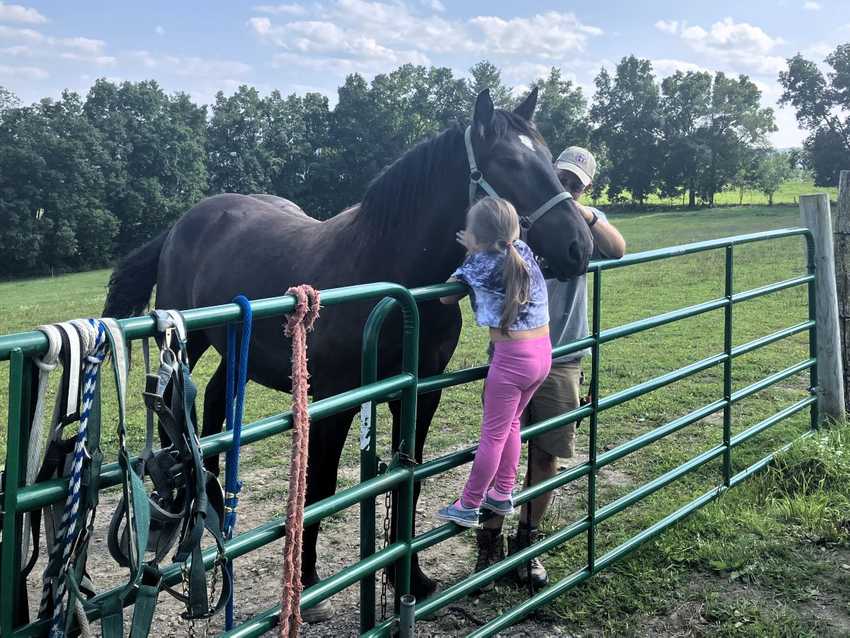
[103,89,593,616]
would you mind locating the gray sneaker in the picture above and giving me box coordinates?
[481,493,515,516]
[436,501,481,528]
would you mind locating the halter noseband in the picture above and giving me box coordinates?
[464,125,572,238]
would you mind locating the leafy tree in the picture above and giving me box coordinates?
[780,45,850,160]
[468,60,512,109]
[0,92,116,275]
[84,79,208,253]
[591,57,662,204]
[805,127,847,186]
[754,150,792,205]
[697,73,775,205]
[659,71,712,206]
[531,67,589,156]
[207,85,272,194]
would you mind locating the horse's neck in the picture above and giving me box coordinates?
[339,164,469,287]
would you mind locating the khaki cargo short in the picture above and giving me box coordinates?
[522,361,582,459]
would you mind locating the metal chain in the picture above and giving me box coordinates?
[379,487,392,620]
[181,561,197,638]
[201,556,220,638]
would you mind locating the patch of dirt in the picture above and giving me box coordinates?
[21,450,606,637]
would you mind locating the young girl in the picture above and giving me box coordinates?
[437,196,551,528]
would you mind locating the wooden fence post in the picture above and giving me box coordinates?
[834,171,850,413]
[801,193,846,422]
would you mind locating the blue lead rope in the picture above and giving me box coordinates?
[224,295,253,630]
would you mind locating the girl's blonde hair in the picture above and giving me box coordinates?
[466,197,530,333]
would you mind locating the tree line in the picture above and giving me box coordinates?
[1,45,847,278]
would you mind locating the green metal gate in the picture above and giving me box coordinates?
[0,227,818,637]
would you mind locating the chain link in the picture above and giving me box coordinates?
[380,487,392,620]
[181,561,197,638]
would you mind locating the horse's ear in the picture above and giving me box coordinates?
[514,86,538,121]
[473,89,494,138]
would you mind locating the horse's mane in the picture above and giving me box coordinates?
[359,110,544,227]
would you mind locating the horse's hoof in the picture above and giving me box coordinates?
[301,598,335,623]
[411,573,438,600]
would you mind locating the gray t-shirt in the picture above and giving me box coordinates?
[548,208,608,365]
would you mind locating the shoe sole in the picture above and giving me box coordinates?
[480,501,515,516]
[435,512,481,528]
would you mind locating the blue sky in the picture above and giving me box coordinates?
[1,0,847,146]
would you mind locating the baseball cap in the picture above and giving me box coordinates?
[555,146,596,187]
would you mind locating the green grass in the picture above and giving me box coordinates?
[589,179,840,208]
[2,202,849,635]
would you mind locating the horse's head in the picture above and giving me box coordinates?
[466,88,593,279]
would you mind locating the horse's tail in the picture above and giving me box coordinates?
[103,230,168,318]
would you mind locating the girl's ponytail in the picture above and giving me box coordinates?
[500,241,530,334]
[466,197,530,334]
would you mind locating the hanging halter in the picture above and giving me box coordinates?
[463,125,573,239]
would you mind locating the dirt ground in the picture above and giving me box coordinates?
[21,452,634,637]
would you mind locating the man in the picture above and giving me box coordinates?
[474,146,626,590]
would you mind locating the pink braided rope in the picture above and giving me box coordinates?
[279,285,320,638]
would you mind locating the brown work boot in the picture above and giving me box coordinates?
[508,524,548,590]
[472,527,504,593]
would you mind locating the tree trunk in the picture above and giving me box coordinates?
[739,185,744,206]
[768,193,773,206]
[688,189,696,208]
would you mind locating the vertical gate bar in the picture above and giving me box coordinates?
[396,293,420,611]
[360,297,396,633]
[723,245,734,485]
[587,270,601,573]
[1,349,32,635]
[806,233,819,429]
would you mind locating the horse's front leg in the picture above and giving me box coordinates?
[201,360,227,475]
[299,404,357,622]
[387,389,443,600]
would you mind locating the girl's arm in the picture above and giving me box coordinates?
[440,277,468,304]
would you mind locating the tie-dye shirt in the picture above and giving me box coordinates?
[451,240,549,331]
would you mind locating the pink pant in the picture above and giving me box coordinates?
[461,336,552,508]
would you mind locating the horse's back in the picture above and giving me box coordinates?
[156,193,317,309]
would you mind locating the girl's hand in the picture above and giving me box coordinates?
[456,230,467,247]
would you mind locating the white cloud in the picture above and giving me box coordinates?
[655,17,786,75]
[128,50,252,78]
[0,63,47,79]
[0,24,44,42]
[654,20,679,35]
[803,1,821,9]
[155,25,165,36]
[0,2,46,24]
[0,43,30,55]
[58,36,106,54]
[470,12,602,59]
[60,52,116,66]
[249,1,603,82]
[253,3,306,15]
[500,62,553,86]
[651,58,711,77]
[803,41,835,59]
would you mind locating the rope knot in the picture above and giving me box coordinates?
[284,285,320,337]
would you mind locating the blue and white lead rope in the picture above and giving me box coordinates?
[41,319,108,638]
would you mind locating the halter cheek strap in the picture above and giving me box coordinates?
[464,125,499,204]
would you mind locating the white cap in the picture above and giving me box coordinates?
[555,146,596,186]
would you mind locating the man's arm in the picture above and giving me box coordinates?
[440,277,468,304]
[577,204,626,259]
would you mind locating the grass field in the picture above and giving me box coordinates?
[589,179,841,209]
[2,203,849,636]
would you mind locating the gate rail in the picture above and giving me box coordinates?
[0,227,818,637]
